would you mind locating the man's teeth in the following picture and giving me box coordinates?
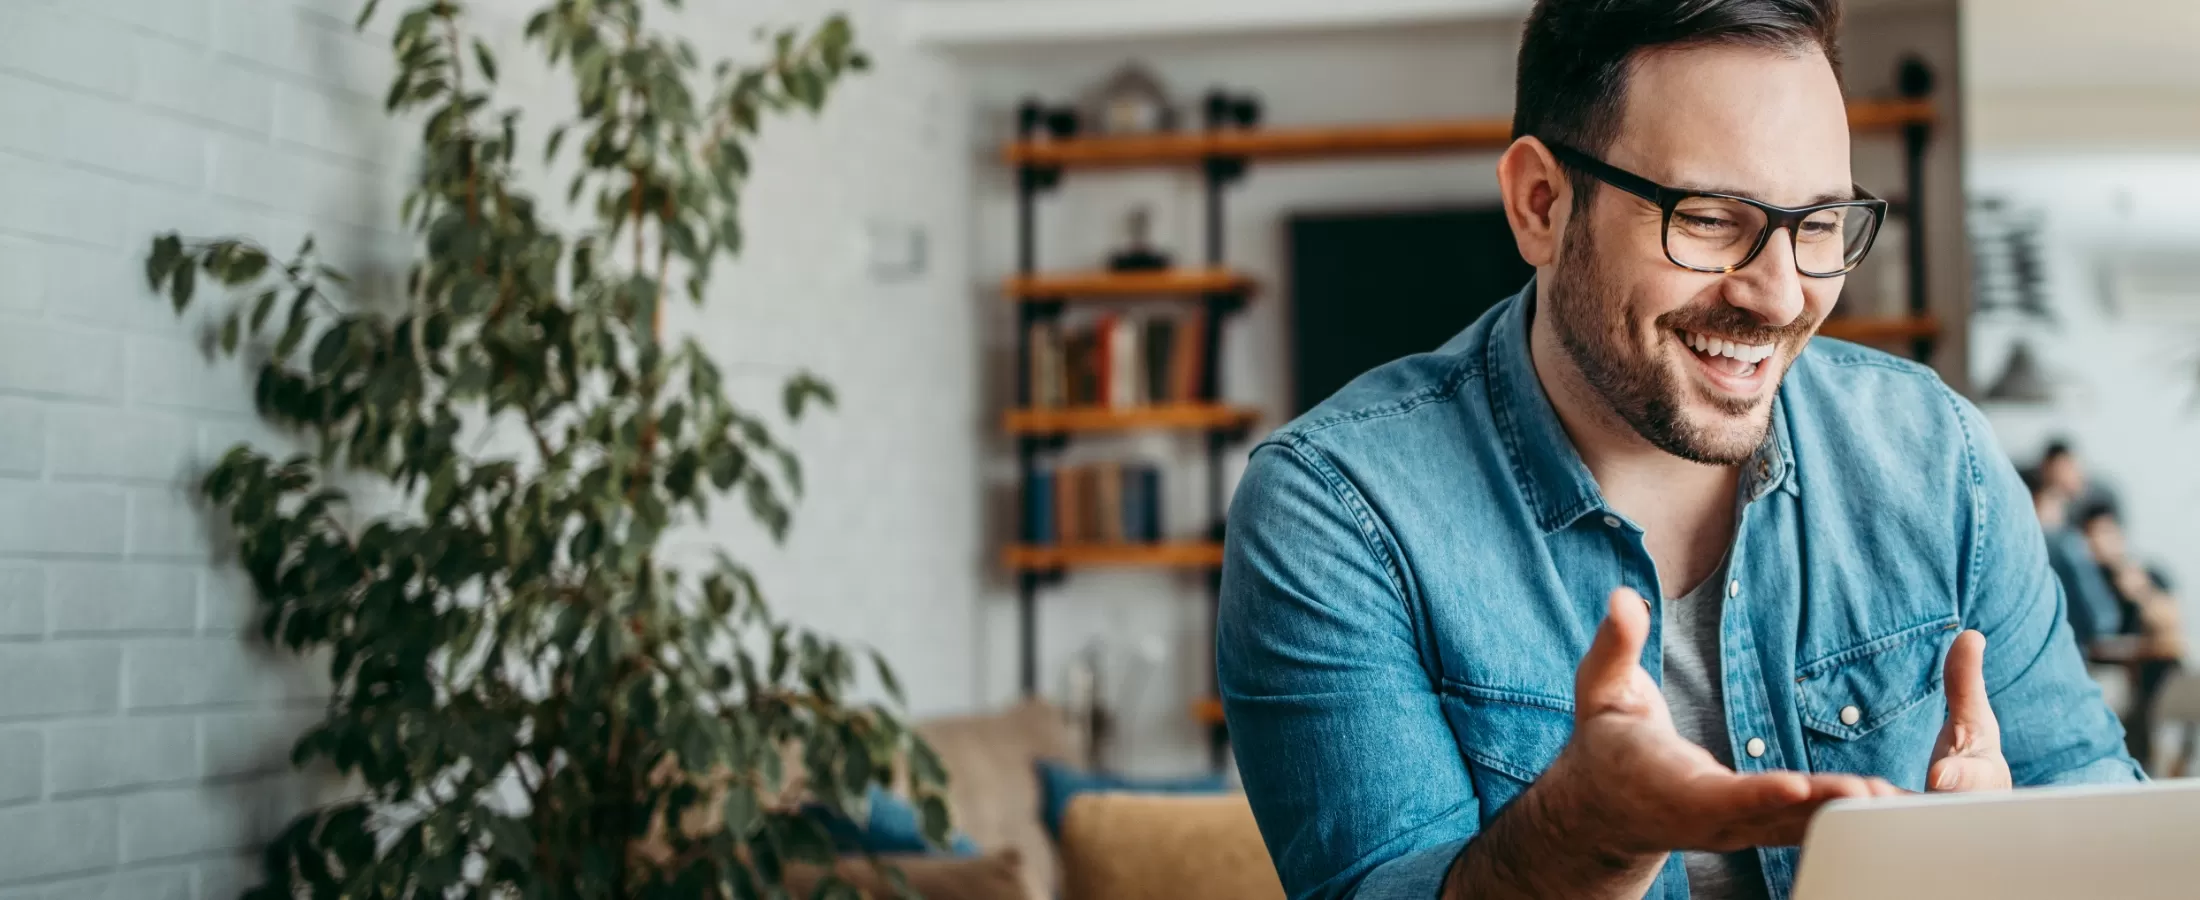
[1682,330,1774,364]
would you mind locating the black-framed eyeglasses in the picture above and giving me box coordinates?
[1543,140,1888,278]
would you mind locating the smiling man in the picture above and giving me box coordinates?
[1216,1,2141,899]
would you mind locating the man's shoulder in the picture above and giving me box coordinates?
[1787,335,1970,417]
[1784,335,1994,488]
[1262,320,1496,456]
[1258,345,1491,471]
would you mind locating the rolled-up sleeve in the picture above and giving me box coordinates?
[1218,438,1480,900]
[1954,400,2145,786]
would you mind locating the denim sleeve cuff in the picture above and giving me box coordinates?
[1348,837,1469,900]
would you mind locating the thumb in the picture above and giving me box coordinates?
[1939,630,2001,754]
[1576,588,1654,717]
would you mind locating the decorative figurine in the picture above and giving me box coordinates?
[1107,205,1173,272]
[1087,62,1176,135]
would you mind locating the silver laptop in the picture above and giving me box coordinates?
[1792,779,2200,900]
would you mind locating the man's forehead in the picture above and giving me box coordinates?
[1613,42,1854,207]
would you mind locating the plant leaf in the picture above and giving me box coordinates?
[247,290,279,334]
[472,38,497,83]
[170,263,195,311]
[870,648,903,705]
[782,372,836,420]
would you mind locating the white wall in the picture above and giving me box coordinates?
[1963,0,2200,151]
[955,4,1965,774]
[0,0,976,893]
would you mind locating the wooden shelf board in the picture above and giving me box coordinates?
[1845,98,1938,134]
[1004,403,1259,435]
[1816,315,1941,344]
[1193,697,1226,726]
[1003,100,1935,169]
[1004,541,1226,571]
[1006,268,1255,301]
[1005,119,1512,168]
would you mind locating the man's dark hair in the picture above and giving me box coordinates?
[2042,438,2074,463]
[2076,500,2120,529]
[2019,467,2047,499]
[1514,0,1845,208]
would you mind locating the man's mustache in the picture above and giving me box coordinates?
[1654,303,1818,346]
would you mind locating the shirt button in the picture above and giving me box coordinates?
[1727,580,1741,598]
[1841,705,1862,726]
[1602,515,1622,529]
[1745,737,1767,759]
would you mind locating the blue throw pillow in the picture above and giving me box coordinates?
[1035,759,1230,839]
[808,786,981,857]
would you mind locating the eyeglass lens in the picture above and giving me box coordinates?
[1666,197,1875,275]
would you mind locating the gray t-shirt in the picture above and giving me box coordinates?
[1664,555,1771,900]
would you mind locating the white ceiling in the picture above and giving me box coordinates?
[899,0,1529,48]
[1964,0,2200,90]
[903,0,1959,51]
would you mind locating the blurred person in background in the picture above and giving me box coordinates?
[2077,501,2184,768]
[2025,467,2122,648]
[2039,438,2119,516]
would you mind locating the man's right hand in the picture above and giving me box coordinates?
[1447,589,1899,899]
[1547,588,1900,857]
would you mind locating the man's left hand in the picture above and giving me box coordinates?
[1929,629,2013,792]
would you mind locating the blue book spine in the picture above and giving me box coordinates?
[1027,470,1056,545]
[1119,465,1146,545]
[1138,466,1162,542]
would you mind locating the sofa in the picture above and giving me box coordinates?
[908,699,1284,900]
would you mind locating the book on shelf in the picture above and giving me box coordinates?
[1027,320,1065,409]
[1095,461,1124,543]
[1024,310,1211,410]
[1028,462,1164,546]
[1023,468,1057,545]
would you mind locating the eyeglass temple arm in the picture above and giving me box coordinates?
[1540,140,1666,205]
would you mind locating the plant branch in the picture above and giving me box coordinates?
[445,12,479,227]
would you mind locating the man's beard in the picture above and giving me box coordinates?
[1544,223,1814,466]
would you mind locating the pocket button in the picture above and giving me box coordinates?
[1840,705,1862,726]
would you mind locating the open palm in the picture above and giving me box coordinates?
[1552,589,1901,856]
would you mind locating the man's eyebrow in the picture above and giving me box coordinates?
[1676,184,1861,207]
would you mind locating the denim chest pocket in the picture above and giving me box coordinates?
[1437,683,1575,819]
[1794,616,1958,789]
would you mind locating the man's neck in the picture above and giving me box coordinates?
[1527,293,1741,597]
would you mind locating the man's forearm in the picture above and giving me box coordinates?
[1442,761,1664,900]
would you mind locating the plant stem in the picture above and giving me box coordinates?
[443,12,479,227]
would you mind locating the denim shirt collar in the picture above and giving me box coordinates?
[1482,279,1796,536]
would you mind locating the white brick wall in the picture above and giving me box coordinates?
[0,0,979,894]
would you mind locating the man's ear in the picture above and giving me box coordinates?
[1498,136,1568,268]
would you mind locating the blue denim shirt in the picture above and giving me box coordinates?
[1217,284,2140,900]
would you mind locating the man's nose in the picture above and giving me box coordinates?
[1724,228,1810,327]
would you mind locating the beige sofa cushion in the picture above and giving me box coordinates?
[914,700,1076,900]
[782,850,1029,900]
[1057,792,1284,900]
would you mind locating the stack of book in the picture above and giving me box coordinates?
[1023,463,1163,546]
[1027,313,1208,409]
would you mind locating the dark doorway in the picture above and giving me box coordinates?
[1287,206,1533,415]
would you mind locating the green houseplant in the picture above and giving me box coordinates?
[142,1,951,896]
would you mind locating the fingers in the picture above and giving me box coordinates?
[1575,588,1654,717]
[1930,754,2013,792]
[1940,629,2002,753]
[1686,771,1890,850]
